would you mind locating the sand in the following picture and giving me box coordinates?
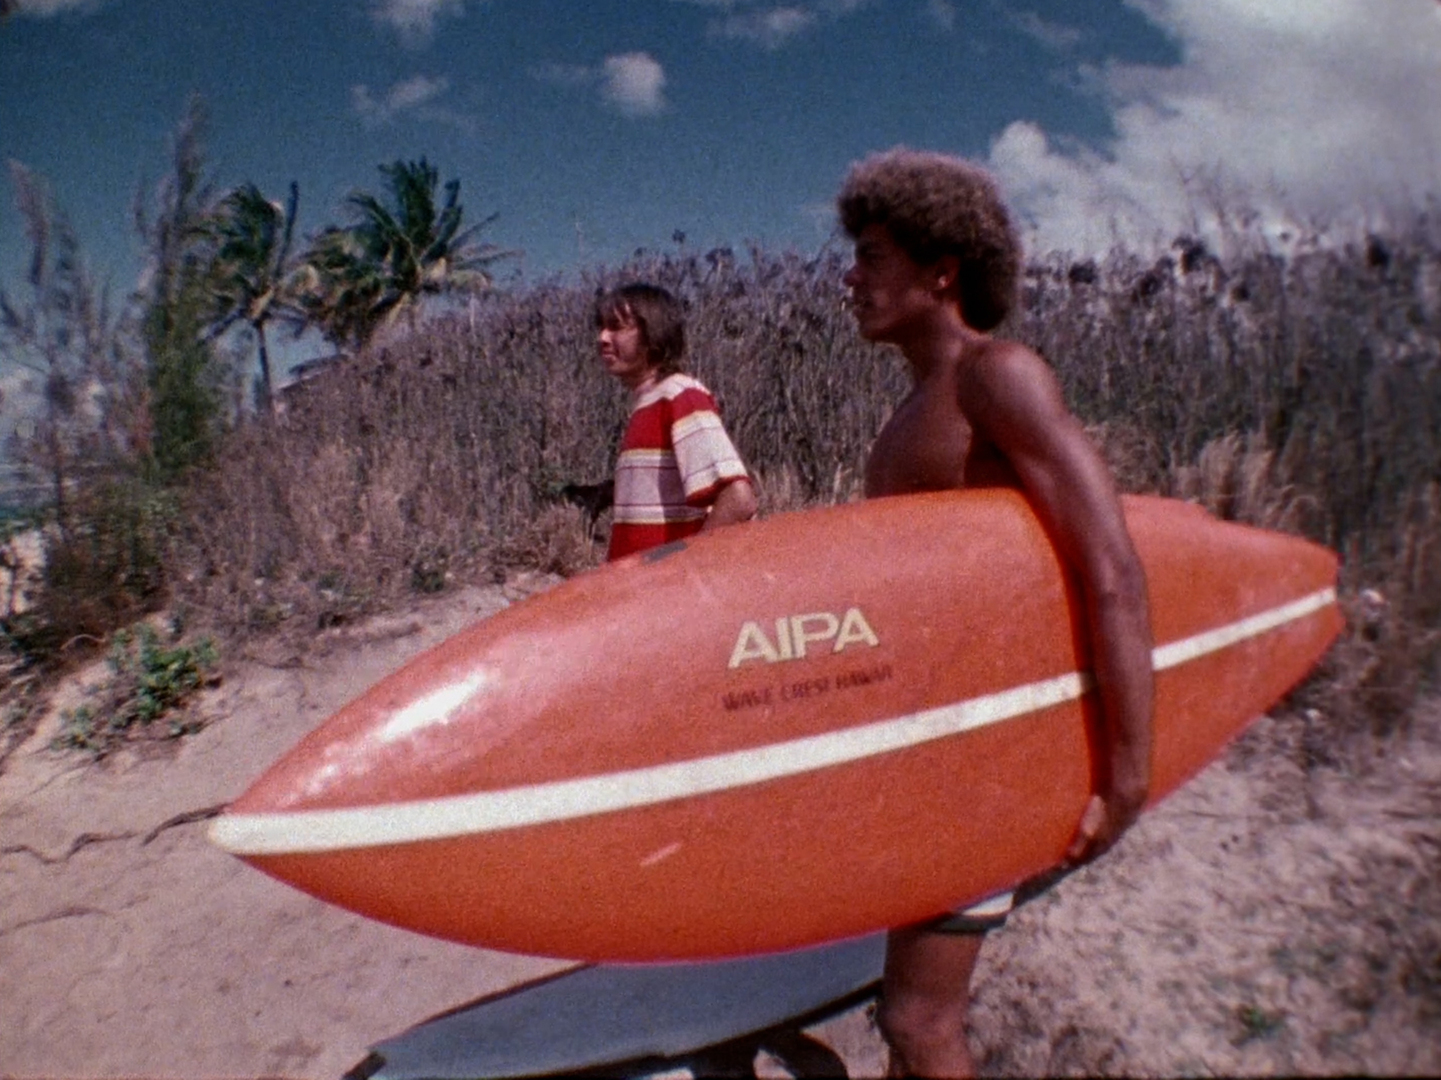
[2,579,1437,1078]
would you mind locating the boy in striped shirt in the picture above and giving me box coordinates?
[595,283,756,560]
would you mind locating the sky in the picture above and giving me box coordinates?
[1,0,1439,374]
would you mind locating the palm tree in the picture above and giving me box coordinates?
[205,182,304,411]
[298,159,512,349]
[294,224,385,352]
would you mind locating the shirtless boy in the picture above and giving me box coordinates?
[837,149,1155,1077]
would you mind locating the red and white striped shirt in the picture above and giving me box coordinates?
[608,373,749,561]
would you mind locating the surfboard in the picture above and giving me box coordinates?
[210,490,1343,961]
[349,934,885,1079]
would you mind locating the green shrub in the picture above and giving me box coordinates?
[9,480,176,662]
[54,623,218,755]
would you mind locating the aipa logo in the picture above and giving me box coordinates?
[728,608,880,669]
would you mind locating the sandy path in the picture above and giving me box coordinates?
[2,579,1437,1078]
[1,583,570,1080]
[966,715,1441,1076]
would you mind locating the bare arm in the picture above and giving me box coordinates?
[701,478,758,532]
[962,342,1154,862]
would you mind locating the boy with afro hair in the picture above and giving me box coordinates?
[838,148,1155,1077]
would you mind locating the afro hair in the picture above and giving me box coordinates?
[838,148,1021,331]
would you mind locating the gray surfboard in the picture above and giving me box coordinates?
[349,934,886,1079]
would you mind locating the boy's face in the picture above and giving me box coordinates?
[597,308,654,389]
[843,222,947,344]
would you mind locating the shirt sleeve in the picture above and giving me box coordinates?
[668,384,749,507]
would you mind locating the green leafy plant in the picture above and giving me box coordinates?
[1233,1003,1286,1046]
[53,624,219,754]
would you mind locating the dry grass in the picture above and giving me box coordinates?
[1296,484,1441,742]
[23,219,1436,744]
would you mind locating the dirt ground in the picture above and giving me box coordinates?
[1,578,1438,1079]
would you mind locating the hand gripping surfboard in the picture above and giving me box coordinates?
[211,491,1343,961]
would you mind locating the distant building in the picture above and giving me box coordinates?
[1,525,42,618]
[0,460,44,518]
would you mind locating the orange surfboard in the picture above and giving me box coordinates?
[210,491,1342,961]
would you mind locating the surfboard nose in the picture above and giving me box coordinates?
[215,650,528,838]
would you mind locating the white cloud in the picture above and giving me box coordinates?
[11,0,102,15]
[370,0,466,46]
[924,0,957,33]
[711,6,817,49]
[530,54,669,118]
[601,53,668,117]
[1009,10,1083,52]
[351,75,452,125]
[986,0,1441,257]
[673,0,869,49]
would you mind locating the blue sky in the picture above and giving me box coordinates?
[1,0,1439,381]
[0,0,1176,283]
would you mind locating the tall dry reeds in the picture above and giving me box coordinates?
[171,245,896,632]
[168,223,1441,736]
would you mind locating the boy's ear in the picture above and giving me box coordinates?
[933,255,962,295]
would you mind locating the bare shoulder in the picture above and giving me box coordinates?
[958,337,1070,433]
[959,340,1136,567]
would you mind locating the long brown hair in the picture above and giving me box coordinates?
[594,282,687,374]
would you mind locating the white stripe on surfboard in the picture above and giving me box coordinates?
[210,587,1336,856]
